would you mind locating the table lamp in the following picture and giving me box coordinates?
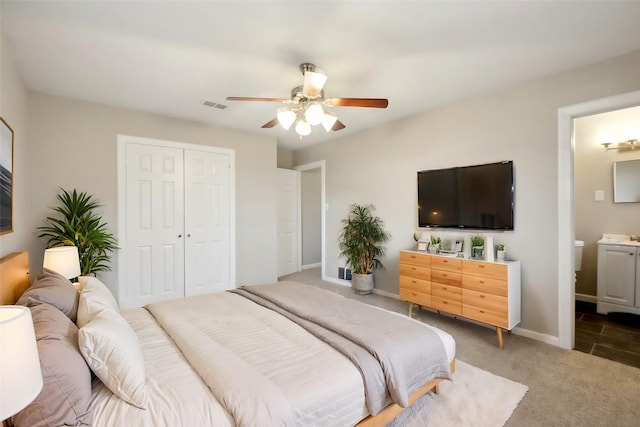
[43,246,81,280]
[0,306,43,421]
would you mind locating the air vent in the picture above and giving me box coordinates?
[203,100,228,109]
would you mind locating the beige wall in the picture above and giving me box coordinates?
[277,146,293,169]
[575,106,640,297]
[0,37,32,264]
[293,49,640,338]
[301,168,321,266]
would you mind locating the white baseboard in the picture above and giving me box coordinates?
[512,326,560,347]
[372,288,400,300]
[323,275,351,287]
[575,293,597,304]
[301,262,321,270]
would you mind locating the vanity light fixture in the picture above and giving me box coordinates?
[601,139,639,151]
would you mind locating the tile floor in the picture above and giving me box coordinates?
[574,300,640,368]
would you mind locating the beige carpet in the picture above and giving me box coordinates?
[389,360,528,427]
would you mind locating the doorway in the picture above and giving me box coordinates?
[557,89,640,350]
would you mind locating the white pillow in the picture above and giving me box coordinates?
[78,309,148,409]
[76,277,119,328]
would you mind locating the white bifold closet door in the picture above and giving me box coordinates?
[123,142,231,307]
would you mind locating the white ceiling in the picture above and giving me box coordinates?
[3,1,640,151]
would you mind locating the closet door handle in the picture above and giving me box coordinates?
[178,234,182,238]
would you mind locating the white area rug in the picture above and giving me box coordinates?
[389,360,528,427]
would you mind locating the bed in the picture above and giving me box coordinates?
[1,251,456,427]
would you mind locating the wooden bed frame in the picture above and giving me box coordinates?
[0,251,454,427]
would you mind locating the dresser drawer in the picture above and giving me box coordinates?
[399,276,431,293]
[462,304,508,328]
[432,283,462,301]
[400,288,431,307]
[431,296,462,315]
[462,260,507,280]
[431,256,462,272]
[462,289,507,314]
[399,264,431,281]
[400,251,431,267]
[462,275,508,297]
[431,269,461,287]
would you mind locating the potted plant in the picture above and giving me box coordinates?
[471,234,484,259]
[429,236,441,254]
[38,188,118,276]
[338,203,391,295]
[496,244,506,261]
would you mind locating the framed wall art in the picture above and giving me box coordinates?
[0,117,14,235]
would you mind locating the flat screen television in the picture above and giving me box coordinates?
[417,161,514,230]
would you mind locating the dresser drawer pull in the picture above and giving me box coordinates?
[478,265,485,269]
[479,280,485,284]
[443,301,448,304]
[480,295,485,299]
[480,310,485,314]
[411,292,417,297]
[443,260,449,263]
[412,280,417,284]
[442,274,448,277]
[410,255,417,259]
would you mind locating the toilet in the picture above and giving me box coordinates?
[575,240,584,271]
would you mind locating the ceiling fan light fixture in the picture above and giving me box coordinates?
[321,110,338,132]
[295,119,312,136]
[277,108,296,130]
[305,103,325,125]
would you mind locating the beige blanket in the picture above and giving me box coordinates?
[232,281,452,415]
[145,290,367,427]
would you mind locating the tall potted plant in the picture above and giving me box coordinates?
[38,188,117,276]
[338,203,391,295]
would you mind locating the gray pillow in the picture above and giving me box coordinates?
[11,302,93,427]
[17,268,79,322]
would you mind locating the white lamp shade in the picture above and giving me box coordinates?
[43,246,81,279]
[321,111,338,132]
[0,306,43,419]
[277,108,296,130]
[295,119,312,136]
[302,71,327,97]
[304,103,325,125]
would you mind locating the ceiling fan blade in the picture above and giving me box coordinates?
[261,118,279,128]
[303,71,327,97]
[226,97,289,103]
[332,120,346,131]
[326,98,388,108]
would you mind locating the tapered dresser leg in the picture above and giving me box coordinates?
[496,327,504,349]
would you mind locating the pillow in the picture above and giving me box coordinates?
[76,277,119,328]
[78,308,148,409]
[17,268,79,322]
[12,303,93,427]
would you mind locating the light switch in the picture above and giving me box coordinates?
[595,190,605,201]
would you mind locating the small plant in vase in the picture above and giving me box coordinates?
[471,235,484,259]
[429,236,441,254]
[496,244,506,261]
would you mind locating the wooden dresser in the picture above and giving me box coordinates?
[399,250,521,348]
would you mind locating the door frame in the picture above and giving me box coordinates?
[557,90,640,349]
[295,160,326,278]
[116,134,236,306]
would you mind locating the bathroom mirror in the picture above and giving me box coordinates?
[613,159,640,203]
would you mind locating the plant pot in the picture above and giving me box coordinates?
[352,273,374,295]
[497,250,506,260]
[472,246,484,260]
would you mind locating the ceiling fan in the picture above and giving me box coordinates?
[226,63,388,138]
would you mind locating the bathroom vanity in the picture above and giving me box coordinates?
[597,234,640,315]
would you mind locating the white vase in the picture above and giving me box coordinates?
[497,250,506,261]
